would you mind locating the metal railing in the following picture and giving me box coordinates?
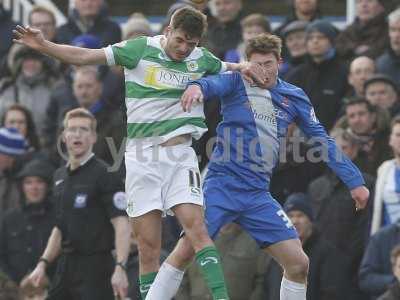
[3,0,66,26]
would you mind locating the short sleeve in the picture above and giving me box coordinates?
[201,47,227,75]
[103,36,147,69]
[98,171,127,219]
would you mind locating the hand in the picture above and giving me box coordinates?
[239,62,266,86]
[13,25,46,50]
[28,262,47,287]
[181,84,204,113]
[111,267,128,299]
[350,186,369,211]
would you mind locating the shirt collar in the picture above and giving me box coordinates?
[66,152,94,168]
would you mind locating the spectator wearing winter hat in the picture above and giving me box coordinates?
[0,127,27,218]
[263,193,350,300]
[286,20,348,131]
[364,74,400,117]
[336,0,390,62]
[0,44,60,140]
[0,159,55,284]
[280,20,309,78]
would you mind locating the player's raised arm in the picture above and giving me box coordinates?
[13,25,106,65]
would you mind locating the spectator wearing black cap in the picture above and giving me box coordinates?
[377,7,400,85]
[308,127,375,300]
[365,74,400,117]
[55,0,121,47]
[336,0,389,62]
[0,127,27,218]
[263,193,350,300]
[0,45,60,139]
[280,20,309,78]
[0,159,55,283]
[286,20,348,131]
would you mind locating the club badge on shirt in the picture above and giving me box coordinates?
[113,191,127,210]
[74,193,87,208]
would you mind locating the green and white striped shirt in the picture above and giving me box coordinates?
[104,35,226,151]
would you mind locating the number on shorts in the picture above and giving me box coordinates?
[189,169,201,195]
[277,210,294,229]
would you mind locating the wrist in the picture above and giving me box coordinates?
[115,261,127,272]
[38,257,50,269]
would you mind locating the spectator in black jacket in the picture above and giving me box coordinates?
[286,20,347,131]
[308,127,375,300]
[205,0,243,59]
[0,159,55,283]
[359,223,400,300]
[55,0,121,47]
[264,193,349,300]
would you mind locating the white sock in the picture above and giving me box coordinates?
[280,276,306,300]
[145,262,184,300]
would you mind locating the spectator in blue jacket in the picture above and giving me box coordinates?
[359,223,400,299]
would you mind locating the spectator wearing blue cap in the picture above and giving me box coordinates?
[263,193,351,300]
[286,20,348,131]
[55,0,121,47]
[0,127,27,219]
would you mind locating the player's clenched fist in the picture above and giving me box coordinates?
[350,186,370,210]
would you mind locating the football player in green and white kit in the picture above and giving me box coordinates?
[14,7,263,300]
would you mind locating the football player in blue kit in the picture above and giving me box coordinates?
[145,33,370,300]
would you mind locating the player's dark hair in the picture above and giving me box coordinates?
[245,33,282,60]
[170,7,207,39]
[344,98,374,114]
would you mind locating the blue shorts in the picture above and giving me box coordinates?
[203,172,298,248]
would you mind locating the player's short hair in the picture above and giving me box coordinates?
[63,108,97,132]
[28,5,56,25]
[391,244,400,266]
[170,6,208,38]
[245,33,282,60]
[344,98,374,114]
[241,14,271,33]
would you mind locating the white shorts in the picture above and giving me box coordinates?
[125,143,203,217]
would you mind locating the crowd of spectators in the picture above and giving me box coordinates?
[1,0,400,299]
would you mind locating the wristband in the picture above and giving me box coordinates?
[38,257,50,267]
[115,261,127,271]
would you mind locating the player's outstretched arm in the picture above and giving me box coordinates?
[13,25,106,65]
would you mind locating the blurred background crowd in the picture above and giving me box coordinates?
[1,0,400,299]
